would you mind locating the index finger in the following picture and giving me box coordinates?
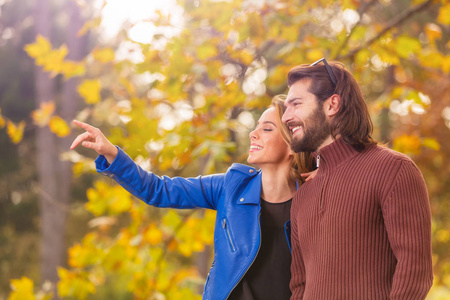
[73,120,97,133]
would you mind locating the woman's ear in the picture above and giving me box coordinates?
[288,148,294,157]
[324,94,340,117]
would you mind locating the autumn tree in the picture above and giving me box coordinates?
[3,0,450,299]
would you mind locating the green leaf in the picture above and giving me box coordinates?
[395,36,422,58]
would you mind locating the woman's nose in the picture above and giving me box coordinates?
[249,129,258,140]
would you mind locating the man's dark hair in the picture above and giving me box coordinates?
[287,61,377,151]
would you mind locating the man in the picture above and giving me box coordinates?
[282,59,433,299]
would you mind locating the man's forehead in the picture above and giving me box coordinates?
[288,78,311,90]
[287,81,309,100]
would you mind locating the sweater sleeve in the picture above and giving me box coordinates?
[289,206,306,299]
[96,147,224,210]
[382,160,433,299]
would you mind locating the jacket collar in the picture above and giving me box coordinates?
[313,137,360,171]
[236,170,262,205]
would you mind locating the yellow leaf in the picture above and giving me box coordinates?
[77,79,101,104]
[424,23,442,43]
[391,87,403,99]
[196,43,218,61]
[178,242,193,257]
[281,25,299,43]
[395,36,421,58]
[86,181,109,216]
[49,116,70,137]
[6,120,25,144]
[238,50,254,66]
[0,109,5,128]
[31,101,55,127]
[108,186,132,214]
[68,236,104,269]
[168,239,178,251]
[306,49,324,62]
[283,47,306,65]
[61,61,85,78]
[422,138,440,151]
[68,244,88,268]
[93,48,115,63]
[86,181,132,216]
[247,13,264,43]
[436,229,450,243]
[419,50,443,69]
[24,35,51,60]
[162,210,182,227]
[57,268,95,300]
[8,277,36,300]
[267,23,282,41]
[73,162,84,177]
[443,55,450,74]
[354,49,371,66]
[77,19,102,37]
[24,35,83,78]
[42,45,68,73]
[144,223,163,245]
[437,3,450,25]
[392,134,421,155]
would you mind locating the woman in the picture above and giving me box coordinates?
[70,96,314,300]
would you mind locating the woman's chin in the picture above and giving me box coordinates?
[247,156,260,166]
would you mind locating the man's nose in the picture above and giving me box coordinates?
[282,108,292,124]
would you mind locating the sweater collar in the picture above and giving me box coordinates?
[313,138,360,171]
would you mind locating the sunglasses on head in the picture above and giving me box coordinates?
[310,58,337,86]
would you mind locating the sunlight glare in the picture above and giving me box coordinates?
[99,0,182,44]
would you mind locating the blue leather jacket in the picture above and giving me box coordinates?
[96,147,291,300]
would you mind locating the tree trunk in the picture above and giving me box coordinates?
[33,0,84,295]
[57,0,84,248]
[378,66,395,144]
[33,0,62,289]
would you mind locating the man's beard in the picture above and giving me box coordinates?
[290,106,331,153]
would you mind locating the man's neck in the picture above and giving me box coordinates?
[316,134,338,152]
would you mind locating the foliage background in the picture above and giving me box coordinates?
[0,0,449,299]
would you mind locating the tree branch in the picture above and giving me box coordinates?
[333,0,378,59]
[339,0,434,61]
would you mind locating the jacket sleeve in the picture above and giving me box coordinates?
[382,160,433,300]
[95,147,224,210]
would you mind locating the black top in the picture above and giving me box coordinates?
[228,198,292,300]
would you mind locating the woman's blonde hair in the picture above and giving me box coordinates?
[271,95,315,183]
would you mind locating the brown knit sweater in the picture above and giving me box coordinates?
[290,138,433,300]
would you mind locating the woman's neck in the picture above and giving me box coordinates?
[259,164,297,203]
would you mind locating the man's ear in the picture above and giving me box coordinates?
[324,94,340,117]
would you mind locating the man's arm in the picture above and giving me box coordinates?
[382,160,433,299]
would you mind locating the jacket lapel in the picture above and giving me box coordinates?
[236,171,262,205]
